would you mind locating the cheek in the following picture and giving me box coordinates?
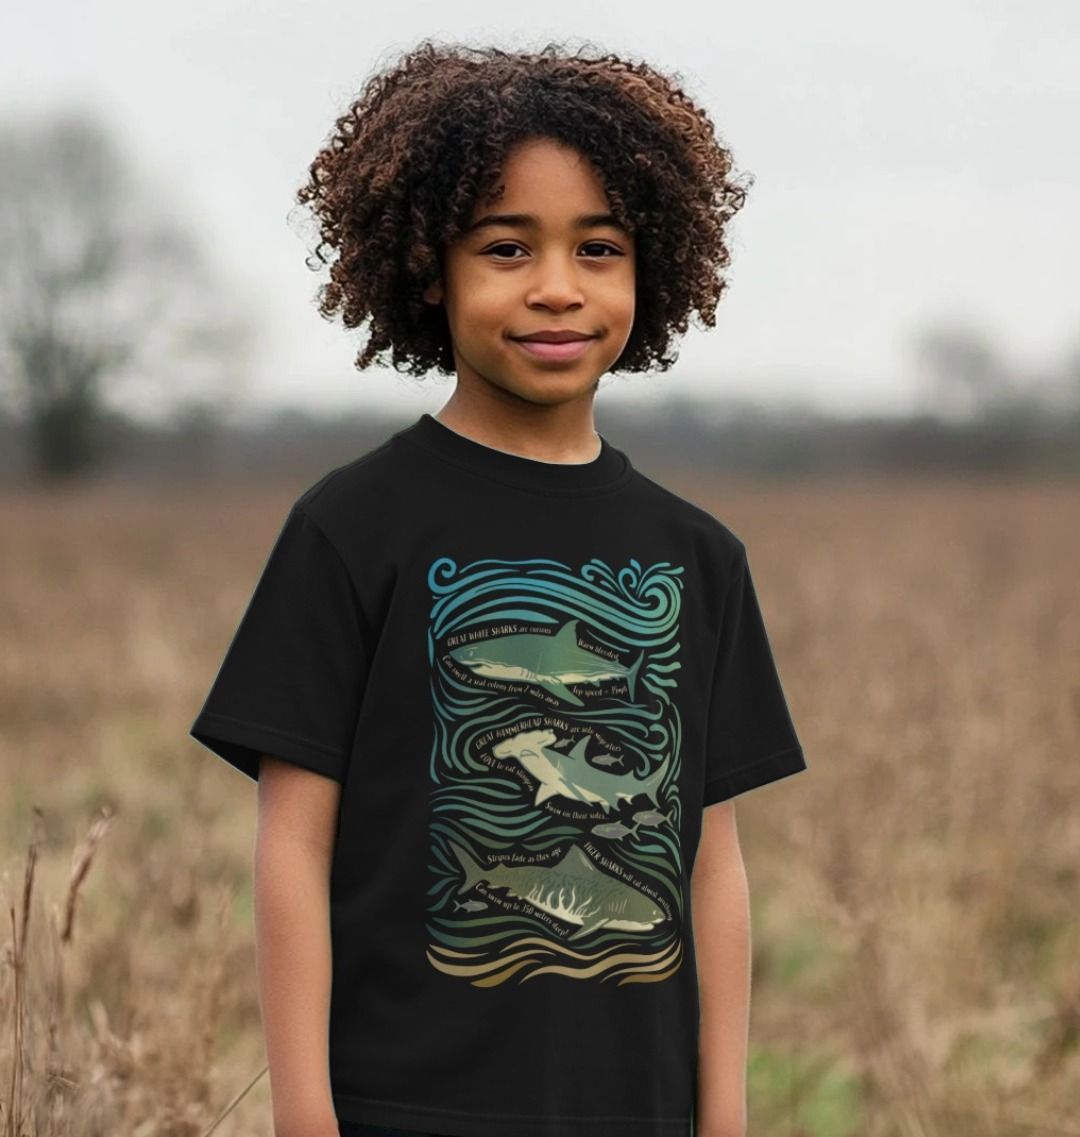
[446,295,502,345]
[452,278,511,329]
[603,261,636,307]
[609,281,636,327]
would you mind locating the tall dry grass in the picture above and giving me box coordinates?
[1,474,1077,1136]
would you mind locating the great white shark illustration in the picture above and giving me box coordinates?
[448,839,665,941]
[448,619,643,708]
[492,728,671,814]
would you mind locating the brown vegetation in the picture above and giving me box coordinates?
[1,475,1077,1136]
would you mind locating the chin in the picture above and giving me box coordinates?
[475,382,583,411]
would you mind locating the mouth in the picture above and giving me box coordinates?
[511,335,597,363]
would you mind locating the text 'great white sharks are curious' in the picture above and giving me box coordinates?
[448,619,644,708]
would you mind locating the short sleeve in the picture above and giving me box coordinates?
[188,505,368,783]
[703,545,807,805]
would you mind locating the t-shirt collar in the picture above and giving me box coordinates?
[396,413,633,495]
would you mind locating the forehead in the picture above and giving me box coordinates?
[465,138,622,230]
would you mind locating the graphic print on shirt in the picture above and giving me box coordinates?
[425,555,684,987]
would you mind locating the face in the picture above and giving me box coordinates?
[423,137,636,410]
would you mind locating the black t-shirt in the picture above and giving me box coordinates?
[189,412,807,1137]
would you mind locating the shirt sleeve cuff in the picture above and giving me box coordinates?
[189,710,349,784]
[703,744,807,805]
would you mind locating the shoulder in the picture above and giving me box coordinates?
[289,434,399,538]
[627,467,746,569]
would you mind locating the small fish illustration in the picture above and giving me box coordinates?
[591,821,639,840]
[631,808,673,828]
[590,753,623,767]
[493,728,671,814]
[453,899,489,913]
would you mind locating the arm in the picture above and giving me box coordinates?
[254,755,343,1137]
[691,799,750,1137]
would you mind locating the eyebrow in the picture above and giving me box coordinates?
[464,211,628,235]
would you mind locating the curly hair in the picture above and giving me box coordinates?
[292,38,753,378]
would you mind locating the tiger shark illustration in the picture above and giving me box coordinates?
[448,839,665,941]
[448,619,643,708]
[492,728,670,814]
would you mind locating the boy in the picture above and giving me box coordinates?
[190,39,807,1137]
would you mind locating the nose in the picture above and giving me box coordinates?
[525,252,586,310]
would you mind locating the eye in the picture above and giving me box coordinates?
[581,242,623,258]
[483,241,624,260]
[486,242,527,259]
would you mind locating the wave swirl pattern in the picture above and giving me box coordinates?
[425,556,685,986]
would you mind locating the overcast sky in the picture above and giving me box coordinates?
[5,1,1077,421]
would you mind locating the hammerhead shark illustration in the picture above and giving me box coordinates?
[448,839,665,941]
[448,619,644,708]
[492,728,670,814]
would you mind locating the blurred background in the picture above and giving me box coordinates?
[1,3,1077,1136]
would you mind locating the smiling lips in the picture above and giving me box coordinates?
[514,329,595,343]
[511,329,597,362]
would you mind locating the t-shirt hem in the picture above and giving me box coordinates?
[332,1092,692,1137]
[703,744,807,805]
[189,709,347,784]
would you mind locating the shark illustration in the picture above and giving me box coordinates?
[448,839,665,941]
[448,619,644,708]
[492,729,670,814]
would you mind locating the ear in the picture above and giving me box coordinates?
[423,279,443,305]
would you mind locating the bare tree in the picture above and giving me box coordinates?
[910,323,1015,423]
[1064,331,1080,424]
[910,320,1080,433]
[0,109,253,479]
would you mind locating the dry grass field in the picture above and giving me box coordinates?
[1,473,1077,1137]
